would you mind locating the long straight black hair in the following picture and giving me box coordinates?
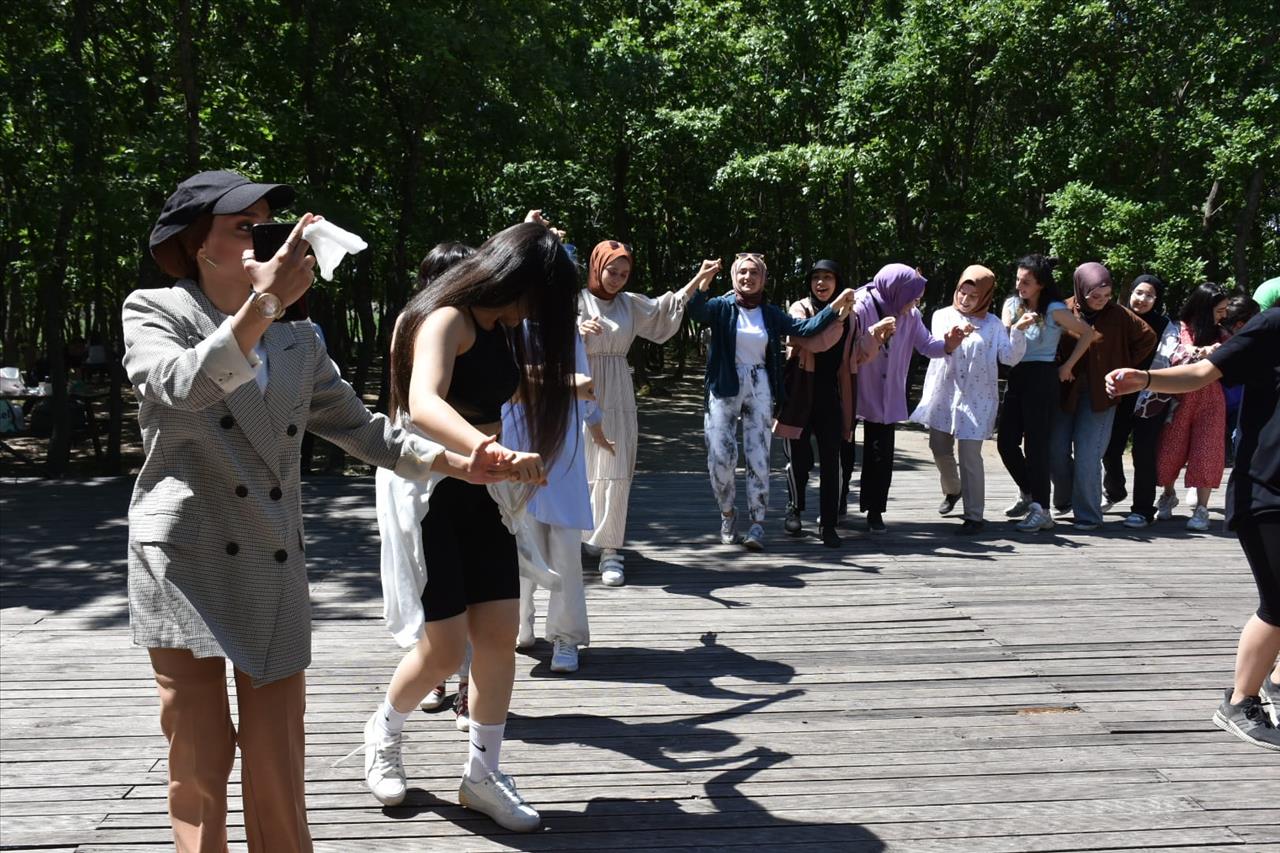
[390,223,578,464]
[1179,282,1229,347]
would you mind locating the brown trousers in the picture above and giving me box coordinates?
[148,648,312,853]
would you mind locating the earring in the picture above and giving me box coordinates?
[199,253,218,269]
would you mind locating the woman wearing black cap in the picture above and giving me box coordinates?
[1101,274,1179,528]
[775,260,886,547]
[126,171,497,850]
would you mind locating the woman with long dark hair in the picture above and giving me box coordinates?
[1101,274,1180,528]
[1155,282,1231,531]
[1049,263,1156,531]
[1107,307,1280,751]
[997,254,1096,532]
[363,222,579,832]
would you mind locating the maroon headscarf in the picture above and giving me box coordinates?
[1073,262,1113,323]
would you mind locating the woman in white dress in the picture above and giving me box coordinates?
[578,241,717,585]
[910,265,1032,532]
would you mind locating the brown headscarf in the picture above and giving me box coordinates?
[587,240,634,301]
[730,254,767,310]
[953,264,996,318]
[1073,262,1113,324]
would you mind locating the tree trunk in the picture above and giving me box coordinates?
[177,0,201,170]
[1233,166,1264,291]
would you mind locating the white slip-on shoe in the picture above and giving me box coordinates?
[459,769,541,832]
[363,713,407,806]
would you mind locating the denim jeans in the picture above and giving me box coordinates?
[1050,403,1117,526]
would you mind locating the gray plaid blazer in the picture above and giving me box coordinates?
[123,280,432,685]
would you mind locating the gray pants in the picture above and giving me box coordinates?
[929,429,985,521]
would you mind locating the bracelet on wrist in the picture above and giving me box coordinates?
[1143,370,1151,390]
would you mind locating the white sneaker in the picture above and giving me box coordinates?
[363,713,407,806]
[454,687,471,733]
[599,551,625,586]
[1186,505,1211,532]
[1122,512,1151,529]
[516,611,535,650]
[719,510,740,545]
[743,522,765,551]
[550,638,579,673]
[459,770,541,832]
[1156,489,1179,521]
[1004,494,1031,517]
[420,682,448,711]
[1015,502,1054,532]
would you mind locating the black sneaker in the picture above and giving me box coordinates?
[937,493,961,515]
[820,527,841,548]
[954,519,985,535]
[783,503,802,535]
[1212,689,1280,752]
[866,512,887,534]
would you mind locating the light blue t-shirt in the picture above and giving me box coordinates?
[1005,296,1067,362]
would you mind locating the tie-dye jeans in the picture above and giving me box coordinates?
[704,364,773,523]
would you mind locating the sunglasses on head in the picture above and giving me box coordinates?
[735,252,764,262]
[607,241,633,254]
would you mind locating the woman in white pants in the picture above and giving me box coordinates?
[910,265,1031,532]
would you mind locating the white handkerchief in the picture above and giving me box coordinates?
[302,220,368,280]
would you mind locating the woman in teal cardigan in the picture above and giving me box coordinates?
[687,254,854,550]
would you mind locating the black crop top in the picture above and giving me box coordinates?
[447,316,520,425]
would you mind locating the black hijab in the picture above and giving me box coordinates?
[1129,273,1170,337]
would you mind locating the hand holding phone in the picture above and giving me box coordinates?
[252,221,299,262]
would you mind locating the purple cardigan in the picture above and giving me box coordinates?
[853,291,949,424]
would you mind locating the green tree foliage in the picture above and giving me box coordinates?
[2,0,1276,470]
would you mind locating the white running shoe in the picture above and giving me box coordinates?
[420,682,448,711]
[459,770,541,832]
[1004,494,1031,517]
[1015,502,1053,532]
[719,510,741,545]
[1186,504,1211,532]
[363,713,407,806]
[599,551,625,586]
[550,638,579,673]
[1122,512,1151,529]
[1156,489,1179,521]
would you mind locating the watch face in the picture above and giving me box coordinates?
[255,292,282,319]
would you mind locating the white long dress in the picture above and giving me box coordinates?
[578,288,688,549]
[909,309,1026,440]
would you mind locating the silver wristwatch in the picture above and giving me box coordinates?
[247,289,284,320]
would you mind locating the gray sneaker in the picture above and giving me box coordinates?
[1016,502,1054,532]
[459,769,541,832]
[1261,675,1279,726]
[719,510,740,545]
[743,522,765,551]
[1212,689,1280,752]
[1186,504,1211,532]
[1156,489,1179,521]
[1004,494,1031,518]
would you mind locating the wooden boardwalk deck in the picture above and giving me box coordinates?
[2,379,1277,851]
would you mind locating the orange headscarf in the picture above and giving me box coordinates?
[953,264,996,318]
[587,240,634,301]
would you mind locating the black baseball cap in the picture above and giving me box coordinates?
[149,170,294,276]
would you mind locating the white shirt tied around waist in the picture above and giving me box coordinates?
[375,415,559,648]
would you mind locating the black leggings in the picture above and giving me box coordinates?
[784,388,843,526]
[1238,518,1280,627]
[997,361,1058,508]
[859,421,896,515]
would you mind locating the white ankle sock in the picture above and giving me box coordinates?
[377,697,411,739]
[464,720,505,781]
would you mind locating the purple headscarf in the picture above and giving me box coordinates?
[865,263,927,317]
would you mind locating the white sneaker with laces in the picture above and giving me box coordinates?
[550,638,579,673]
[1156,489,1179,521]
[420,682,447,711]
[1122,512,1151,529]
[719,510,740,545]
[363,713,407,806]
[459,769,541,832]
[1186,504,1211,532]
[1015,502,1053,532]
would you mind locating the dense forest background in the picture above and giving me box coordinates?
[2,0,1277,473]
